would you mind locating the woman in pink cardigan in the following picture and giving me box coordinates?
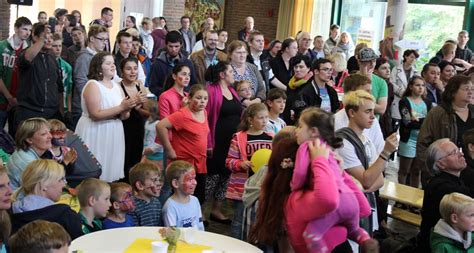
[204,61,242,224]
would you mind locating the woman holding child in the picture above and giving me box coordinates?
[10,159,82,240]
[205,61,242,224]
[75,52,137,182]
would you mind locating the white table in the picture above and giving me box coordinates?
[69,227,262,253]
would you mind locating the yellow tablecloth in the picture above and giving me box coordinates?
[124,238,212,253]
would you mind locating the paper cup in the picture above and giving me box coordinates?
[180,228,196,244]
[151,241,169,253]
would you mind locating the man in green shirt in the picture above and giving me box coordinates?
[0,17,31,134]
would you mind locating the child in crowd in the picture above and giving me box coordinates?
[51,33,73,120]
[76,178,111,234]
[226,103,273,240]
[157,84,209,205]
[128,162,163,226]
[162,160,204,231]
[159,64,191,119]
[264,88,287,134]
[48,119,77,170]
[398,76,432,187]
[142,99,164,170]
[431,192,474,252]
[8,220,71,253]
[235,80,253,108]
[290,107,372,252]
[103,182,136,229]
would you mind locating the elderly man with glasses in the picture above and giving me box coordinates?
[417,138,472,253]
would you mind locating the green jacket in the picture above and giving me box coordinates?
[0,37,28,105]
[431,219,474,253]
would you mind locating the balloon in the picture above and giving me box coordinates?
[250,149,272,173]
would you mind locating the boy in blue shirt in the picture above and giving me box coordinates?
[162,160,204,231]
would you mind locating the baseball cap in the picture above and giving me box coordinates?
[358,48,378,62]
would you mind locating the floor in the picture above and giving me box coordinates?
[203,156,420,246]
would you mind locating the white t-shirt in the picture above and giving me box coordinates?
[338,136,378,170]
[334,109,384,154]
[162,196,204,231]
[264,117,286,135]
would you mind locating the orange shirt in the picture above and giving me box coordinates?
[167,107,209,174]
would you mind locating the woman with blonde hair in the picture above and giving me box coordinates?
[10,159,82,240]
[0,165,13,253]
[328,52,349,90]
[7,118,52,189]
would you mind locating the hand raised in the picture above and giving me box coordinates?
[308,138,330,160]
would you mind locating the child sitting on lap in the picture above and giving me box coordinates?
[128,162,163,226]
[431,192,474,252]
[162,160,204,231]
[76,178,111,234]
[103,182,136,229]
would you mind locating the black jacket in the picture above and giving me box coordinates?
[398,97,432,142]
[10,203,83,240]
[246,54,272,92]
[17,51,63,112]
[418,172,472,252]
[292,81,340,119]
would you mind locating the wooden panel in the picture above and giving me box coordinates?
[387,205,422,227]
[379,179,424,208]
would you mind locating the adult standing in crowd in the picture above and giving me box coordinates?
[374,57,395,137]
[190,30,227,85]
[148,31,197,98]
[347,43,367,74]
[15,23,63,131]
[263,40,282,59]
[68,27,86,54]
[71,10,86,31]
[72,25,109,128]
[421,63,442,105]
[417,75,474,186]
[179,15,195,56]
[7,118,52,189]
[139,17,154,59]
[331,31,355,61]
[453,30,473,71]
[196,17,215,42]
[430,42,456,65]
[151,17,168,58]
[246,31,283,91]
[390,49,419,126]
[216,29,228,53]
[312,35,325,59]
[283,54,312,124]
[119,57,148,182]
[0,17,31,135]
[228,40,266,104]
[296,32,317,62]
[439,60,456,88]
[90,7,113,52]
[323,24,340,56]
[269,38,298,90]
[75,52,136,182]
[238,16,255,43]
[205,62,242,225]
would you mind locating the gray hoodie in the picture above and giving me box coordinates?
[433,218,472,249]
[72,47,95,114]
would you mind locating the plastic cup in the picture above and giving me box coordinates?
[151,241,169,253]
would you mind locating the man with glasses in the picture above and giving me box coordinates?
[417,138,471,252]
[149,31,197,97]
[357,48,388,118]
[190,30,226,84]
[296,31,317,62]
[90,7,113,52]
[72,25,109,129]
[292,58,340,119]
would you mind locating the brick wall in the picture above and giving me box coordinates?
[163,0,185,31]
[0,0,10,40]
[223,0,280,44]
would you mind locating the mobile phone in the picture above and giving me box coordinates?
[391,120,400,135]
[48,17,57,33]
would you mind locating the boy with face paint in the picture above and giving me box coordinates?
[162,160,204,231]
[102,182,136,229]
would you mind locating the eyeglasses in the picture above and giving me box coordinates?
[319,68,334,72]
[440,148,463,160]
[94,36,108,42]
[59,176,67,184]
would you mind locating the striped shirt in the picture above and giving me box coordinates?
[129,196,163,226]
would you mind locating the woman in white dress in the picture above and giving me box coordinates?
[75,52,137,182]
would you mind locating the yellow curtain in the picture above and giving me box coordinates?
[276,0,315,39]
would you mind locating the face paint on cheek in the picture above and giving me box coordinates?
[181,170,196,194]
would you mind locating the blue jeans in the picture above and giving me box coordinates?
[231,199,244,240]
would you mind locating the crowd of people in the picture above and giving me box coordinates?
[0,5,473,253]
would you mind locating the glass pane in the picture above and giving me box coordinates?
[340,0,387,52]
[310,0,333,39]
[404,3,464,69]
